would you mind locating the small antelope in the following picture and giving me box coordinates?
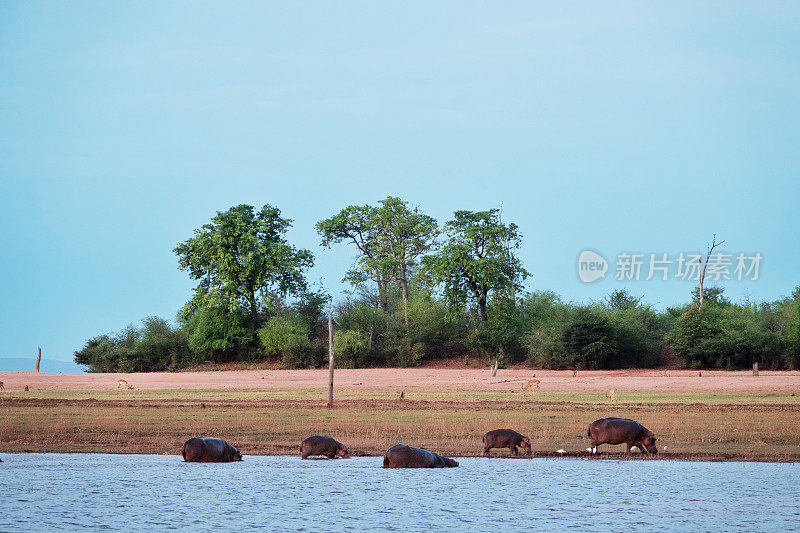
[608,389,616,402]
[0,381,4,390]
[523,379,540,391]
[116,379,133,389]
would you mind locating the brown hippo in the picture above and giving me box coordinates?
[588,418,657,455]
[383,445,459,468]
[181,437,243,462]
[300,436,350,459]
[482,429,532,456]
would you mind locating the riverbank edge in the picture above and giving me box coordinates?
[1,450,797,463]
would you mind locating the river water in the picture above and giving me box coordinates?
[0,454,797,531]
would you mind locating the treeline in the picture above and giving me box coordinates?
[74,199,800,372]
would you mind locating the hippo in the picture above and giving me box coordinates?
[482,429,532,456]
[587,418,657,455]
[300,436,350,459]
[181,437,243,462]
[383,445,459,468]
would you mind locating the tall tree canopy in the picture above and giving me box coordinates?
[373,197,438,323]
[423,209,529,322]
[316,196,437,323]
[316,204,391,311]
[175,204,314,325]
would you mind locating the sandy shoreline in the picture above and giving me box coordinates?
[2,368,799,393]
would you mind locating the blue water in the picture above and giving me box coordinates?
[0,454,797,531]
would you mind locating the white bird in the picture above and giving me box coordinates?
[585,448,592,452]
[663,446,668,451]
[630,446,640,452]
[556,449,566,454]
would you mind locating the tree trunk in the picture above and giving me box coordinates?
[698,277,704,309]
[377,277,388,313]
[478,295,488,322]
[699,234,724,310]
[399,264,409,325]
[247,289,259,334]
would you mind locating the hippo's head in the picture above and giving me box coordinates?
[444,458,459,467]
[337,444,351,459]
[520,437,533,455]
[642,433,657,454]
[232,447,243,461]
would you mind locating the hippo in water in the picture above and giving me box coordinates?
[300,436,350,459]
[588,418,657,455]
[482,429,532,456]
[383,445,459,468]
[181,437,243,462]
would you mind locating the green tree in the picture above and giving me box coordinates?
[423,209,529,322]
[605,289,642,310]
[317,197,437,323]
[175,204,314,337]
[372,197,438,324]
[316,204,391,311]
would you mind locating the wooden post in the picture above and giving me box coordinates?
[36,347,41,372]
[327,311,334,408]
[491,359,498,377]
[753,362,759,377]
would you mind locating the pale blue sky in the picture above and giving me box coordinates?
[1,2,799,364]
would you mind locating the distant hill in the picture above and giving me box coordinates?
[0,358,86,373]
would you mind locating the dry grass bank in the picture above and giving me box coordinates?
[1,389,798,461]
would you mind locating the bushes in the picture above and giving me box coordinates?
[472,299,528,364]
[333,330,369,368]
[75,285,800,372]
[183,306,254,362]
[258,315,311,368]
[526,292,663,370]
[74,318,191,372]
[666,301,784,370]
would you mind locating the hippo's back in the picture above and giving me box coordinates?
[302,435,339,449]
[383,444,457,468]
[182,437,238,462]
[588,418,646,444]
[300,436,341,457]
[484,429,524,444]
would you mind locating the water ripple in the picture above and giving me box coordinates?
[0,454,796,531]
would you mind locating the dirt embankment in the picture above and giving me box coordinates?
[2,368,799,393]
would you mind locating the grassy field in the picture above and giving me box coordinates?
[1,388,798,461]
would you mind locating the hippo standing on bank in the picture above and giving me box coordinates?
[181,437,243,462]
[300,436,350,459]
[482,429,532,456]
[383,445,459,468]
[587,418,658,455]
